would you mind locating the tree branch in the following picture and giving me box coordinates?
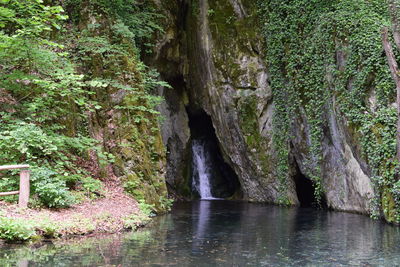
[389,0,400,51]
[382,26,400,162]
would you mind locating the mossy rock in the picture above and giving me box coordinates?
[237,93,272,179]
[382,187,397,224]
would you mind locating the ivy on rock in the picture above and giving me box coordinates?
[258,0,400,222]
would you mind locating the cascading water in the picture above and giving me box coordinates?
[192,139,215,199]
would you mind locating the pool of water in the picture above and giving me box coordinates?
[1,200,400,266]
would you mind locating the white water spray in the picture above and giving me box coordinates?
[192,140,215,199]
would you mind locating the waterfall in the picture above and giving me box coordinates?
[192,140,215,199]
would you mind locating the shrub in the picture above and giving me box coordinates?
[30,167,76,208]
[81,177,103,196]
[138,200,156,217]
[0,217,36,242]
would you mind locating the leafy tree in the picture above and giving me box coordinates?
[0,0,97,207]
[0,0,170,211]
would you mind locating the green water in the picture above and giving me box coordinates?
[1,201,400,266]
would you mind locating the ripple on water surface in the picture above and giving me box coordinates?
[1,200,400,267]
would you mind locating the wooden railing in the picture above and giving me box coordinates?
[0,165,30,208]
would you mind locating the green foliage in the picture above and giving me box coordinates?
[34,217,60,238]
[0,0,67,36]
[138,200,156,217]
[0,217,36,242]
[123,177,144,200]
[0,121,92,208]
[0,177,18,201]
[96,0,163,40]
[66,0,170,211]
[123,201,155,230]
[0,0,170,213]
[258,0,400,220]
[0,213,59,242]
[258,0,335,205]
[30,167,76,208]
[80,176,104,197]
[122,213,151,230]
[0,0,105,208]
[207,8,215,16]
[65,0,163,49]
[158,196,174,212]
[0,121,92,164]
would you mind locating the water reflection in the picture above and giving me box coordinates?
[1,201,400,266]
[192,200,211,253]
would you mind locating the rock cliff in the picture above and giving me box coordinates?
[149,0,398,222]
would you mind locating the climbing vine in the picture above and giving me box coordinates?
[259,0,400,221]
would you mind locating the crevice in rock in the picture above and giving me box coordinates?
[188,109,241,199]
[164,75,187,113]
[293,161,327,208]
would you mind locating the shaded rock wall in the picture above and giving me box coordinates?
[150,0,375,214]
[73,1,169,211]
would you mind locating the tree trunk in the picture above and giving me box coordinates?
[389,0,400,50]
[382,27,400,163]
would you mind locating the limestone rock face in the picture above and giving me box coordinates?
[146,0,192,197]
[290,106,374,213]
[157,85,191,197]
[151,0,375,214]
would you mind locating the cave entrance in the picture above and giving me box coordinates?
[293,162,327,208]
[188,109,240,199]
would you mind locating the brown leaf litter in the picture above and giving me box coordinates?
[0,178,142,238]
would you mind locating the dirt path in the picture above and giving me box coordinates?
[0,179,142,237]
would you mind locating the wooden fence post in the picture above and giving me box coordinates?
[18,170,30,208]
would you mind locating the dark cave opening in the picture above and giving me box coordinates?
[188,109,241,199]
[293,162,327,208]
